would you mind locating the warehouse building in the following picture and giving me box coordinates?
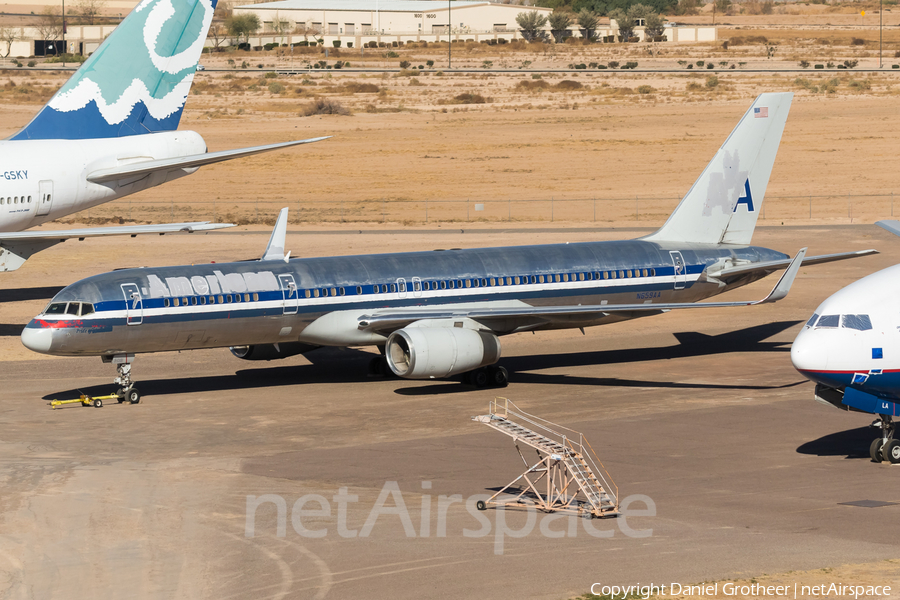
[231,0,715,46]
[232,0,553,44]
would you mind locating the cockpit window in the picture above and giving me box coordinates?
[806,313,819,328]
[816,314,840,328]
[81,303,94,316]
[45,302,67,315]
[842,314,872,331]
[66,303,80,315]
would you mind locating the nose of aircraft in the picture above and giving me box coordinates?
[21,322,53,354]
[791,327,828,375]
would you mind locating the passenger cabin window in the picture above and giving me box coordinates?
[816,314,840,328]
[842,314,872,331]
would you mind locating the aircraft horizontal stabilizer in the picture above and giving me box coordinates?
[0,221,233,272]
[358,249,807,334]
[86,137,330,184]
[709,249,877,281]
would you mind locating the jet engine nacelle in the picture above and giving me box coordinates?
[230,342,318,361]
[385,326,501,379]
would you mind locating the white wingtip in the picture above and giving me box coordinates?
[262,208,289,261]
[759,247,806,303]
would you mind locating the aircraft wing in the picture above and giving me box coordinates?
[876,220,900,237]
[0,221,234,272]
[86,137,330,184]
[358,249,805,335]
[708,249,877,281]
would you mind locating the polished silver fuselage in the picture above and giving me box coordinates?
[22,239,787,357]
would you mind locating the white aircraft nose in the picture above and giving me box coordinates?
[791,328,828,373]
[21,324,53,354]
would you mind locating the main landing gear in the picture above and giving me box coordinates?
[367,355,509,388]
[462,366,509,389]
[869,415,899,464]
[104,354,142,404]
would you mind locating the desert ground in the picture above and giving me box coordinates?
[1,21,900,599]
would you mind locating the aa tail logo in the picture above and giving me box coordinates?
[733,180,754,213]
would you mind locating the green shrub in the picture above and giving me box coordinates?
[637,85,653,94]
[268,82,285,93]
[333,40,341,48]
[264,71,277,78]
[706,74,719,88]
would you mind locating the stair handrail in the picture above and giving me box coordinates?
[488,397,618,506]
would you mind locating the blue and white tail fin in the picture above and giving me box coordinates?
[11,0,217,140]
[644,92,793,246]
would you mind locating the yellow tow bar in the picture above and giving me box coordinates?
[49,393,120,409]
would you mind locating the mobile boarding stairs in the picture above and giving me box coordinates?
[473,397,619,518]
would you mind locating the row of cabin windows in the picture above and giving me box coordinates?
[302,268,659,298]
[0,195,32,206]
[163,293,260,307]
[44,301,95,316]
[46,267,665,316]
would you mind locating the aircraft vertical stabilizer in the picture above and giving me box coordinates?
[644,92,793,246]
[11,0,218,140]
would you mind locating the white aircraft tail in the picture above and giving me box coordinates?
[644,92,793,246]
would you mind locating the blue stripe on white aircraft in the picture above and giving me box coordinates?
[21,93,876,400]
[792,220,900,464]
[0,0,327,272]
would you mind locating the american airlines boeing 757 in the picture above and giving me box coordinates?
[21,93,876,399]
[0,0,326,272]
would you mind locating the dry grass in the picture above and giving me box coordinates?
[299,98,351,116]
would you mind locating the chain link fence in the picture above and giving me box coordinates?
[71,193,900,227]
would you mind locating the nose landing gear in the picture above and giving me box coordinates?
[870,416,897,464]
[103,354,142,404]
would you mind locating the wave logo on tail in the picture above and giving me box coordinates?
[13,0,215,139]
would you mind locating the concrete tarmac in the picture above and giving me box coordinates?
[1,225,899,599]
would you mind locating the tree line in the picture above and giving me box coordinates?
[516,4,668,44]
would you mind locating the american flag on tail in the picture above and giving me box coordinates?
[754,107,768,118]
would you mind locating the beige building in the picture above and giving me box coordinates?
[231,0,715,47]
[232,0,553,45]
